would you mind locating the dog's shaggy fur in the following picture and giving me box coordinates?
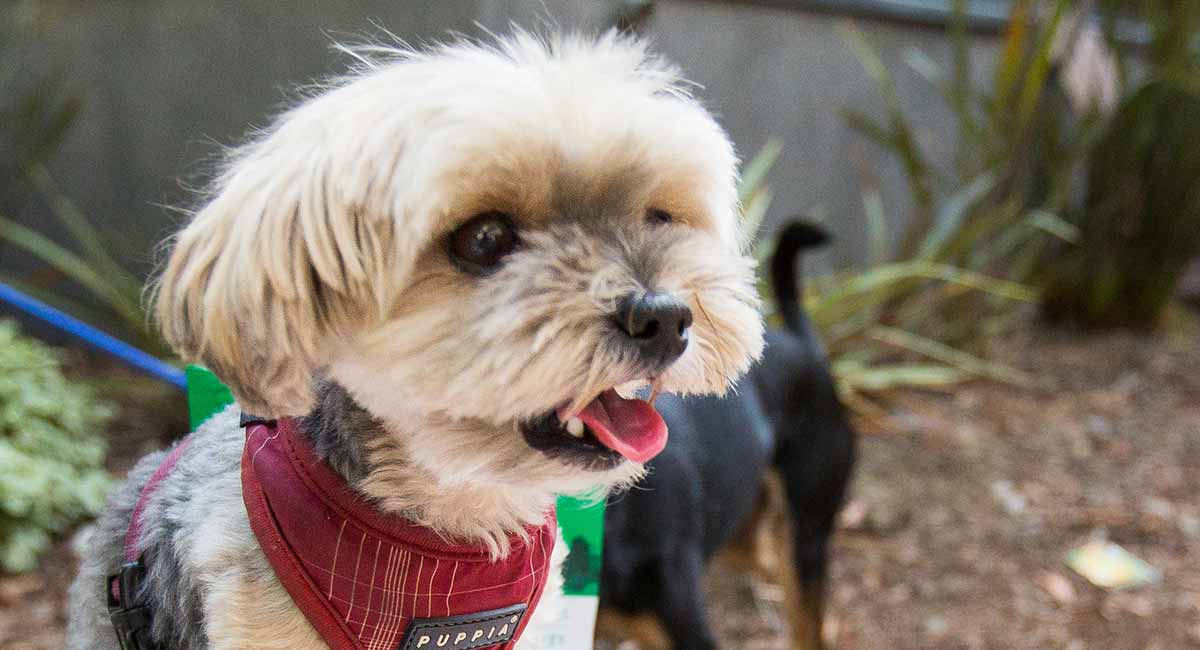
[68,31,764,648]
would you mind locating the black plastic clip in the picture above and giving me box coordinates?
[107,560,158,650]
[239,412,275,428]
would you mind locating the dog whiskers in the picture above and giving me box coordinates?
[694,295,734,390]
[565,352,618,417]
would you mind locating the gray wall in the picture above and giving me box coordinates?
[4,0,997,288]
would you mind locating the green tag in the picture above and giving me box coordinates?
[548,496,604,649]
[557,495,604,596]
[185,365,234,430]
[183,365,602,646]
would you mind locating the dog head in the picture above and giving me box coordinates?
[154,32,763,499]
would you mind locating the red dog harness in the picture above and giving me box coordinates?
[108,438,193,649]
[242,418,557,650]
[112,418,556,650]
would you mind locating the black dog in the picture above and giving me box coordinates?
[600,221,857,649]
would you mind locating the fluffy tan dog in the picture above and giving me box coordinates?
[69,30,763,649]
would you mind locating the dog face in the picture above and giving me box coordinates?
[155,32,763,496]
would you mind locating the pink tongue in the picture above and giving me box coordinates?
[559,389,668,463]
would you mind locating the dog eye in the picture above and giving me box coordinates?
[646,208,673,225]
[447,211,519,274]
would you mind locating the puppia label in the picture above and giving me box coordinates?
[400,604,527,650]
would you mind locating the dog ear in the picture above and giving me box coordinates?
[152,121,407,417]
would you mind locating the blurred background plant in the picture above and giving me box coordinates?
[839,0,1200,333]
[1040,1,1200,327]
[738,0,1200,425]
[781,0,1087,421]
[0,319,113,573]
[0,7,166,356]
[741,137,1037,427]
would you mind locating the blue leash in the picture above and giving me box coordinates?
[0,281,186,390]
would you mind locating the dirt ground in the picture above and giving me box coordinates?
[2,317,1198,649]
[818,319,1200,650]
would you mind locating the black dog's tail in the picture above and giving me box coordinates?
[767,223,849,650]
[769,220,831,334]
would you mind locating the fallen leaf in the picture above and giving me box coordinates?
[1066,540,1161,589]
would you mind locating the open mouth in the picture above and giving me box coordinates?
[519,386,668,468]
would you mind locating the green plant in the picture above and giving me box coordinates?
[843,0,1200,330]
[738,140,1033,425]
[736,3,1093,423]
[1041,2,1200,326]
[840,0,1086,285]
[736,6,1072,418]
[0,319,114,573]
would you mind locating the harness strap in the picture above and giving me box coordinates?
[122,438,191,562]
[107,436,191,650]
[242,417,556,649]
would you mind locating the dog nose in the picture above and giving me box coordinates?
[614,291,693,365]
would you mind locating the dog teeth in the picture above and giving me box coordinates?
[565,417,586,438]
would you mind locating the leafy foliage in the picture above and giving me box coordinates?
[739,141,1032,427]
[0,320,114,573]
[823,3,1085,410]
[738,2,1106,420]
[842,0,1200,330]
[840,0,1084,289]
[769,0,1194,421]
[1042,2,1200,326]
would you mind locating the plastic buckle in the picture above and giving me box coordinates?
[106,560,157,650]
[239,412,275,428]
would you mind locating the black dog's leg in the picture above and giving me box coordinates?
[655,546,718,650]
[775,424,854,650]
[788,515,834,649]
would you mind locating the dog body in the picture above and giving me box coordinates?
[68,32,764,648]
[601,223,857,649]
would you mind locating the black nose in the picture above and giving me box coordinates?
[614,291,693,366]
